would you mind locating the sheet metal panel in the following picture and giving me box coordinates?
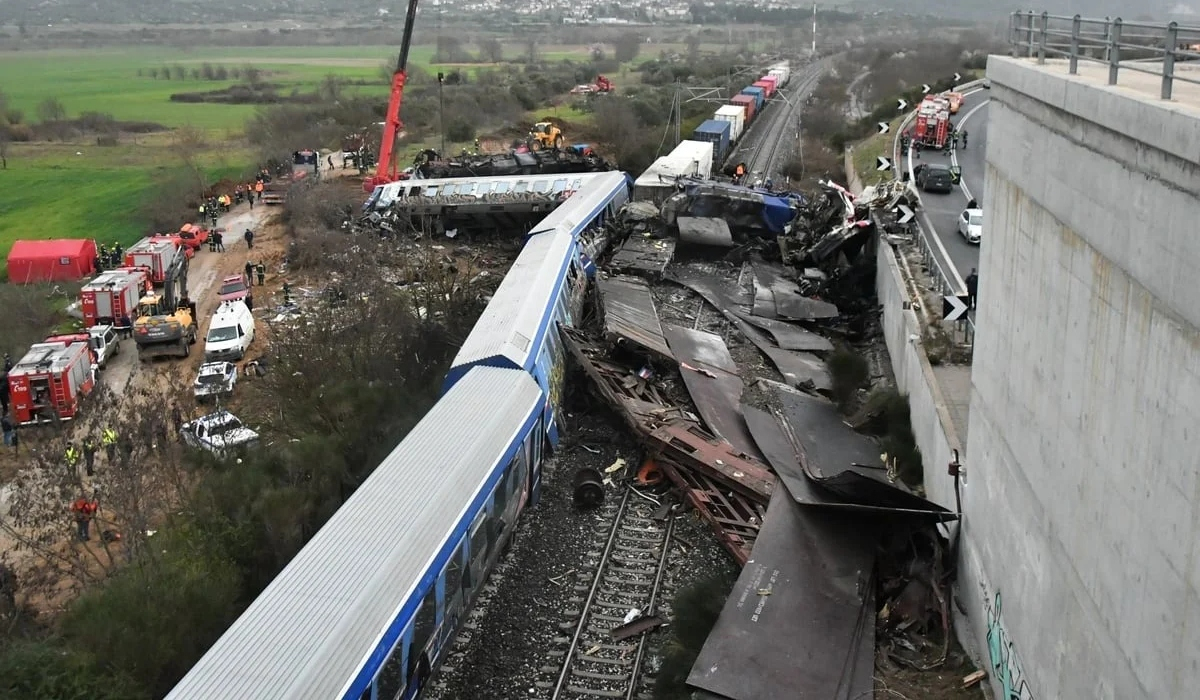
[597,275,674,361]
[609,236,676,279]
[751,262,838,321]
[764,385,954,519]
[449,230,574,373]
[662,325,763,461]
[166,367,544,700]
[733,311,834,353]
[687,487,878,700]
[677,217,734,248]
[372,171,612,209]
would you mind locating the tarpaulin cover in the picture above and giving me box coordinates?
[7,239,97,283]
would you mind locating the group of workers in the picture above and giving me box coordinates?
[94,241,126,271]
[902,127,969,158]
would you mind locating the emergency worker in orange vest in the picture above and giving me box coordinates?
[71,496,98,541]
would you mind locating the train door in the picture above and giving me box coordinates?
[401,588,437,698]
[528,416,545,505]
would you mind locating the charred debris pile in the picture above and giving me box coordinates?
[568,178,966,700]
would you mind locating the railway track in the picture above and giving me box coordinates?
[743,66,826,181]
[536,486,676,700]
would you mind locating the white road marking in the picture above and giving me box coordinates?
[951,98,989,203]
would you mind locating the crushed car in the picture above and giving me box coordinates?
[193,361,237,401]
[180,409,259,457]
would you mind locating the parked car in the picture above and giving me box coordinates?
[205,300,256,362]
[218,274,253,308]
[180,410,259,457]
[914,163,955,194]
[958,208,983,244]
[176,224,210,251]
[193,361,237,401]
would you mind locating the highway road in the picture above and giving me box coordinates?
[902,87,991,290]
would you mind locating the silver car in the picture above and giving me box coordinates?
[194,361,237,401]
[181,410,259,458]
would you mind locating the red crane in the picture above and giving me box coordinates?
[363,0,421,193]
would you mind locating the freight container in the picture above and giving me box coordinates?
[759,75,778,95]
[691,120,731,165]
[633,140,714,203]
[714,105,746,143]
[753,79,776,99]
[768,67,789,88]
[729,95,757,123]
[740,86,765,111]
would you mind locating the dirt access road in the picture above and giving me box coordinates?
[0,194,292,613]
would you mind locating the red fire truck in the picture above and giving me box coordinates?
[7,342,96,425]
[80,268,148,327]
[124,237,182,285]
[913,95,951,149]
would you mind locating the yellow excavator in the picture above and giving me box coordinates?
[529,121,564,150]
[133,251,198,360]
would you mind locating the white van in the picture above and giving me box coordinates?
[205,300,255,362]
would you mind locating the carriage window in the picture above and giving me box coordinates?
[552,179,567,193]
[514,182,528,194]
[423,186,439,197]
[460,183,476,196]
[532,180,551,193]
[375,632,408,700]
[442,184,458,196]
[494,182,510,194]
[407,590,437,680]
[444,543,465,603]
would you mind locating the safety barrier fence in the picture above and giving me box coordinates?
[891,80,982,346]
[1009,10,1200,99]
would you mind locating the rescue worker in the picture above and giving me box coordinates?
[82,437,97,477]
[102,427,118,462]
[961,129,969,149]
[254,180,264,201]
[951,131,960,149]
[1,370,9,414]
[247,184,255,210]
[118,314,132,339]
[209,208,219,228]
[64,443,80,472]
[71,495,98,542]
[214,230,225,252]
[113,243,124,264]
[244,228,255,250]
[1,415,13,447]
[244,260,255,285]
[198,202,206,221]
[255,262,266,287]
[965,268,979,311]
[282,281,293,305]
[4,354,12,372]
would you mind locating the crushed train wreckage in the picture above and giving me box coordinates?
[410,144,613,180]
[555,173,955,700]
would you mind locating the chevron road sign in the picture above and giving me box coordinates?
[943,294,969,321]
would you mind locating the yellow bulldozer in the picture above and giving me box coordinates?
[133,252,198,360]
[529,121,564,151]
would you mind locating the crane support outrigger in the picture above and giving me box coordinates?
[363,0,421,192]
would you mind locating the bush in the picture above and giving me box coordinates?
[654,573,736,699]
[445,116,475,142]
[827,346,869,411]
[0,639,148,700]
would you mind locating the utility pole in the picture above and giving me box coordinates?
[812,4,818,56]
[437,72,446,156]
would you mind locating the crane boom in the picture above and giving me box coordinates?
[364,0,421,192]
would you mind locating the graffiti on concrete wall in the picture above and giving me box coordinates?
[984,591,1036,700]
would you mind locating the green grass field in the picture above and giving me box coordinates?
[0,41,695,262]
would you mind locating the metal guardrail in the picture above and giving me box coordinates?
[890,84,981,345]
[1009,11,1200,99]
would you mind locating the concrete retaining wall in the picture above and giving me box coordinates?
[964,55,1200,700]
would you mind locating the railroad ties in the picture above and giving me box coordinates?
[539,488,675,700]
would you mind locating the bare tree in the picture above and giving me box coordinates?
[172,125,209,191]
[36,97,66,124]
[478,37,504,63]
[0,127,9,170]
[613,33,641,63]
